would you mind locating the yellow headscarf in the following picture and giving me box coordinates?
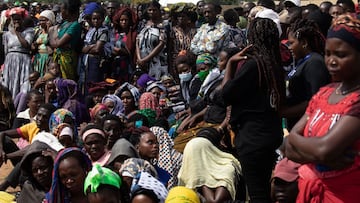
[165,186,200,203]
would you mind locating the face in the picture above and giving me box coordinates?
[329,5,344,18]
[287,32,307,60]
[218,51,228,71]
[177,13,189,27]
[59,157,87,194]
[196,63,210,72]
[162,79,173,88]
[45,81,57,99]
[204,4,217,25]
[59,135,73,148]
[104,100,115,113]
[272,178,298,203]
[132,194,157,203]
[93,92,106,105]
[176,63,191,74]
[28,94,44,115]
[48,63,60,76]
[95,109,109,124]
[147,5,160,20]
[35,107,51,130]
[120,91,135,112]
[11,14,22,27]
[29,73,40,87]
[325,38,360,82]
[39,16,49,28]
[119,14,130,29]
[197,1,205,15]
[87,192,120,203]
[91,12,104,28]
[84,133,106,161]
[31,156,53,189]
[137,132,159,161]
[150,87,161,101]
[60,3,69,20]
[112,155,128,172]
[103,119,122,148]
[107,3,118,17]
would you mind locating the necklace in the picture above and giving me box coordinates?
[335,83,360,95]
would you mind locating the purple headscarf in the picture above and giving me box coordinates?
[83,2,101,15]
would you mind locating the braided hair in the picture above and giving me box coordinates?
[247,17,285,110]
[288,18,326,55]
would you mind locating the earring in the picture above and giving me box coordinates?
[302,45,307,49]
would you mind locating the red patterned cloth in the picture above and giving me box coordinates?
[297,83,360,202]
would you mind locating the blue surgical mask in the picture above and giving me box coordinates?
[179,72,192,82]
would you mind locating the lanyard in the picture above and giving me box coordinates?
[288,54,311,78]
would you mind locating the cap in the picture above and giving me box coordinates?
[273,158,300,182]
[284,0,301,7]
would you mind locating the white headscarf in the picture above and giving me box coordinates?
[39,10,55,25]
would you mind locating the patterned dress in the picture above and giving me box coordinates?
[33,29,50,76]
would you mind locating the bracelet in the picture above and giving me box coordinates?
[217,126,224,133]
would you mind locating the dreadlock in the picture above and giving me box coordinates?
[288,18,326,56]
[247,17,285,110]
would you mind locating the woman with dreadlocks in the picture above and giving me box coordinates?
[222,17,285,203]
[283,19,330,129]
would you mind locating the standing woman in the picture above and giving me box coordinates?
[286,14,360,202]
[112,7,138,83]
[136,0,169,80]
[49,0,82,80]
[222,18,285,202]
[32,10,55,77]
[282,19,330,129]
[2,7,34,99]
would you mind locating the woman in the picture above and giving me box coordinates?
[112,7,138,82]
[286,14,360,202]
[53,123,75,148]
[49,0,82,80]
[90,103,110,125]
[46,148,92,203]
[2,7,34,99]
[283,18,330,129]
[32,10,55,77]
[169,5,197,74]
[79,8,108,93]
[107,138,139,172]
[17,142,54,203]
[102,114,126,150]
[82,125,111,166]
[101,94,124,117]
[178,128,242,202]
[115,82,140,116]
[136,0,169,79]
[0,84,15,131]
[222,18,285,202]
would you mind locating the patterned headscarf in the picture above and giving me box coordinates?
[115,82,141,106]
[5,7,27,18]
[90,103,109,121]
[49,108,75,134]
[46,148,92,203]
[139,92,159,111]
[119,158,158,179]
[195,53,217,69]
[150,127,183,189]
[101,94,124,117]
[327,14,360,51]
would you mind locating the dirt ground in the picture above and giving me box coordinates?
[0,162,20,194]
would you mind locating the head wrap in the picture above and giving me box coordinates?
[101,94,124,117]
[146,81,166,92]
[83,2,101,15]
[165,186,200,203]
[119,158,158,179]
[131,172,168,203]
[32,132,65,152]
[139,92,159,111]
[115,82,141,106]
[255,8,282,36]
[54,78,78,107]
[84,164,122,194]
[90,103,109,121]
[49,108,75,134]
[137,108,157,127]
[107,138,139,165]
[82,128,106,141]
[327,14,360,51]
[47,148,92,203]
[6,7,27,18]
[160,74,174,83]
[195,53,217,68]
[40,10,55,25]
[137,74,156,89]
[59,126,74,139]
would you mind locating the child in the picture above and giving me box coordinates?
[84,164,123,203]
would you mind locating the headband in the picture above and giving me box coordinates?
[82,128,106,141]
[59,126,73,139]
[327,26,360,51]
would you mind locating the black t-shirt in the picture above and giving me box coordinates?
[222,59,283,155]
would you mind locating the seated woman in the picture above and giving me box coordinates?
[174,47,240,152]
[178,128,243,202]
[106,138,139,172]
[101,94,124,117]
[17,141,54,203]
[52,123,76,148]
[102,114,126,149]
[82,125,111,166]
[84,164,123,203]
[45,147,92,203]
[115,82,140,117]
[89,103,110,125]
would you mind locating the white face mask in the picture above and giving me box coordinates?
[178,72,192,82]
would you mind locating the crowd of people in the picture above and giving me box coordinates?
[0,0,360,202]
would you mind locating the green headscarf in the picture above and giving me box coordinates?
[196,53,217,82]
[84,164,122,194]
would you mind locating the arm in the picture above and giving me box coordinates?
[15,31,30,49]
[50,33,72,49]
[0,129,21,164]
[88,40,105,55]
[140,40,165,63]
[286,114,360,165]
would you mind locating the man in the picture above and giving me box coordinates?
[190,3,231,56]
[104,1,119,27]
[0,103,56,190]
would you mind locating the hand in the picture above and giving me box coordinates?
[187,116,199,128]
[137,59,147,67]
[228,44,253,64]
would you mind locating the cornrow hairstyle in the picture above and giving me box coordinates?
[247,17,285,110]
[129,126,151,146]
[288,18,326,56]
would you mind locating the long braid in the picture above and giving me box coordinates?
[288,19,326,55]
[247,18,285,110]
